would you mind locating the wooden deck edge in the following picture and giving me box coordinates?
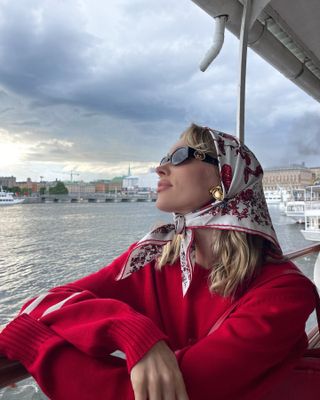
[285,243,320,260]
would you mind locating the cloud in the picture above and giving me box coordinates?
[0,0,241,128]
[24,138,74,161]
[289,112,320,159]
[0,0,96,98]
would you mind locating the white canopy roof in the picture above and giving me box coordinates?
[192,0,320,102]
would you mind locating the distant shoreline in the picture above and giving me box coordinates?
[15,196,157,204]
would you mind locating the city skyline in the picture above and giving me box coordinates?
[0,0,319,183]
[0,168,159,189]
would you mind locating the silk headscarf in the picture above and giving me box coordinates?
[117,128,282,295]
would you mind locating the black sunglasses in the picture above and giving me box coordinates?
[160,146,219,166]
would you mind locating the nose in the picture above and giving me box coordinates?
[155,163,169,176]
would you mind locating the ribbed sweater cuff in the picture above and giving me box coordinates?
[0,314,56,367]
[111,313,168,371]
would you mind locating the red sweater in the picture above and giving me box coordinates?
[0,244,316,400]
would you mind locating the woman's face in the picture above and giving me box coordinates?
[155,138,221,214]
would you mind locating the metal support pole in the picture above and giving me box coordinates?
[236,0,252,143]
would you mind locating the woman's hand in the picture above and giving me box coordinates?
[130,340,189,400]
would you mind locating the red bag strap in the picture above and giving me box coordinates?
[208,269,320,336]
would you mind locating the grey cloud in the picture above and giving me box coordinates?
[0,1,97,98]
[244,109,320,169]
[0,0,230,124]
[11,120,43,127]
[290,113,320,156]
[0,106,14,115]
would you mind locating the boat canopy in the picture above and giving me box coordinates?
[192,0,320,103]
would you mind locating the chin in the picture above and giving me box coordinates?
[155,199,174,213]
[155,199,189,215]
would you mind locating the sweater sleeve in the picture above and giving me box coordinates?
[175,275,316,400]
[0,314,135,400]
[0,244,167,372]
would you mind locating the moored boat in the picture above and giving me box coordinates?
[285,201,305,224]
[264,190,282,205]
[301,185,320,242]
[0,187,25,205]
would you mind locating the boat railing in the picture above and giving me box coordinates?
[1,242,320,389]
[304,201,320,210]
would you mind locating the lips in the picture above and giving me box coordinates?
[157,181,172,192]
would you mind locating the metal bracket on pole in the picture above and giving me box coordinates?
[248,0,272,28]
[199,15,228,72]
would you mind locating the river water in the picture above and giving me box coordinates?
[0,202,170,325]
[0,202,318,398]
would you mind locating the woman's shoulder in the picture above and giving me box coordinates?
[247,261,316,299]
[233,262,316,325]
[257,260,312,284]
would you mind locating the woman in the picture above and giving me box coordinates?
[0,124,316,400]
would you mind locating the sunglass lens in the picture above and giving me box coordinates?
[171,147,189,165]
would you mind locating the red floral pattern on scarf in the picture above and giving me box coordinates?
[221,164,233,192]
[244,165,263,184]
[236,147,252,166]
[207,184,271,226]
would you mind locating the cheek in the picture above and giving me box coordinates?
[188,168,215,189]
[183,171,213,199]
[190,169,220,201]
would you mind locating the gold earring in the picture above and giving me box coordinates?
[209,185,224,201]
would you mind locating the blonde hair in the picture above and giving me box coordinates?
[180,123,218,159]
[157,123,283,298]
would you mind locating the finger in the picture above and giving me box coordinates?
[174,372,189,400]
[147,374,162,400]
[150,379,175,400]
[161,385,175,400]
[176,385,189,400]
[133,387,147,400]
[158,371,176,400]
[131,378,147,400]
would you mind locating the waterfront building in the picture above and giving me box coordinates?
[122,175,139,191]
[122,165,139,192]
[121,166,136,192]
[93,181,121,193]
[263,166,314,191]
[106,181,122,193]
[95,182,108,193]
[17,178,38,194]
[90,180,124,193]
[309,166,320,183]
[65,182,95,194]
[0,176,17,188]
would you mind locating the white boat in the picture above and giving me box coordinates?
[285,201,305,224]
[301,186,320,242]
[264,190,282,205]
[283,189,306,223]
[0,187,25,205]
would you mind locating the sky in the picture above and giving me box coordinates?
[0,0,319,185]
